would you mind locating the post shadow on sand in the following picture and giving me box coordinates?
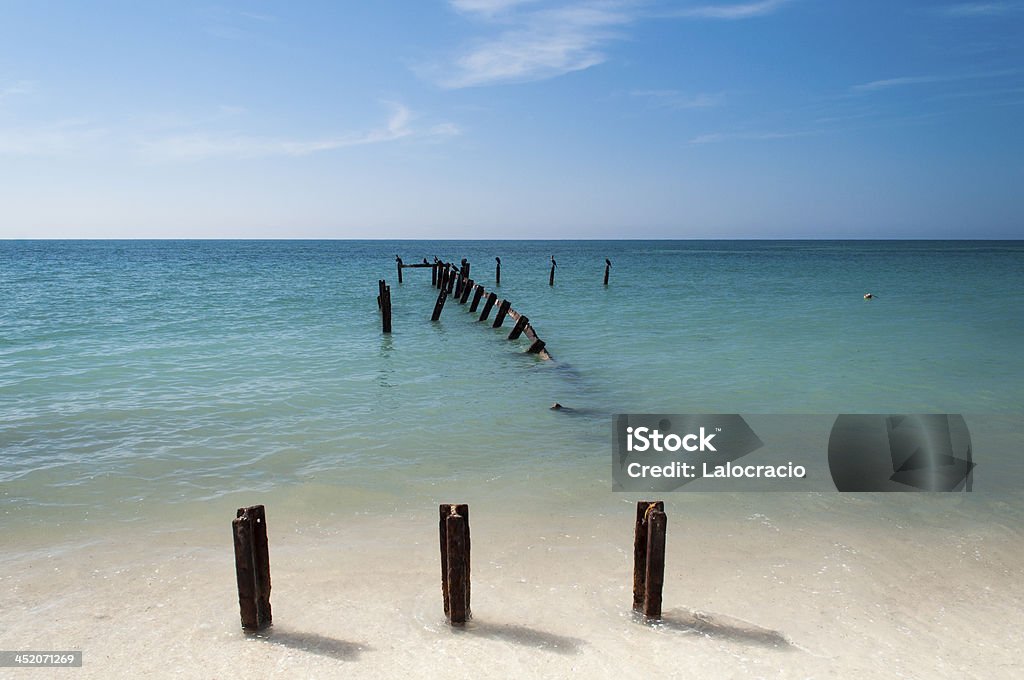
[450,620,585,656]
[250,628,371,662]
[642,609,793,650]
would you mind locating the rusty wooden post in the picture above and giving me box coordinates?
[396,256,403,284]
[492,299,511,328]
[232,505,272,631]
[495,257,501,286]
[549,257,556,286]
[604,259,611,286]
[469,284,484,312]
[632,501,665,617]
[377,279,384,309]
[431,285,448,321]
[454,267,464,299]
[382,283,392,334]
[479,292,497,321]
[431,262,438,287]
[508,314,529,340]
[460,279,474,304]
[644,509,667,619]
[439,504,471,625]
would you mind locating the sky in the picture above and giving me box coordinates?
[0,0,1022,238]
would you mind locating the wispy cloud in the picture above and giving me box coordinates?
[631,89,724,109]
[436,0,795,89]
[0,119,108,156]
[662,0,795,20]
[851,68,1020,93]
[0,79,37,101]
[689,128,819,144]
[138,104,458,161]
[438,2,631,88]
[935,2,1024,17]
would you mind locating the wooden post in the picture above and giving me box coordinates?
[508,314,529,340]
[495,257,501,286]
[479,292,498,321]
[377,279,383,309]
[604,259,611,286]
[644,509,667,619]
[396,256,403,284]
[431,286,448,321]
[439,504,471,625]
[382,284,392,334]
[232,505,272,631]
[469,284,485,312]
[549,257,556,287]
[492,299,511,328]
[632,501,665,617]
[460,279,474,304]
[454,268,464,299]
[446,266,457,295]
[431,262,438,287]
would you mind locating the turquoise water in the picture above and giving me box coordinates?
[2,240,1023,529]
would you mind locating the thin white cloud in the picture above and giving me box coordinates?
[439,2,631,88]
[631,89,724,109]
[137,104,458,161]
[851,68,1020,93]
[665,0,794,20]
[437,0,796,89]
[0,79,37,101]
[936,2,1023,17]
[0,119,108,155]
[689,128,819,144]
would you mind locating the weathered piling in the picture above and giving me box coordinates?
[396,256,403,284]
[232,505,272,631]
[479,292,498,321]
[469,284,485,312]
[492,299,511,328]
[523,325,547,356]
[460,279,474,304]
[453,269,464,299]
[604,258,611,286]
[431,285,448,321]
[549,257,556,286]
[378,280,392,333]
[431,262,438,287]
[495,257,501,286]
[632,501,667,619]
[439,504,471,625]
[508,313,529,340]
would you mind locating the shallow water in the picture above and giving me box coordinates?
[1,240,1022,677]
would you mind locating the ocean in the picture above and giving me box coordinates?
[2,240,1023,678]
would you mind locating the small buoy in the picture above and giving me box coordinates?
[863,293,874,300]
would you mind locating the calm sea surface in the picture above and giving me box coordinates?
[2,240,1023,530]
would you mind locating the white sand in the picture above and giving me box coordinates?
[2,494,1022,679]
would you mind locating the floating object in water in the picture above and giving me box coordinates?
[551,402,563,410]
[863,293,874,300]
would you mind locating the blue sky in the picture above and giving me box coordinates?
[1,0,1022,238]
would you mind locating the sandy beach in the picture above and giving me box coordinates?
[3,492,1022,679]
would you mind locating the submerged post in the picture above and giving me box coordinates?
[479,292,498,322]
[469,284,485,312]
[460,279,474,304]
[439,503,471,625]
[232,505,272,631]
[396,256,403,284]
[431,285,448,321]
[604,258,611,286]
[492,299,511,328]
[549,257,556,287]
[382,283,392,334]
[632,501,666,619]
[508,314,529,340]
[432,261,438,287]
[495,257,501,286]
